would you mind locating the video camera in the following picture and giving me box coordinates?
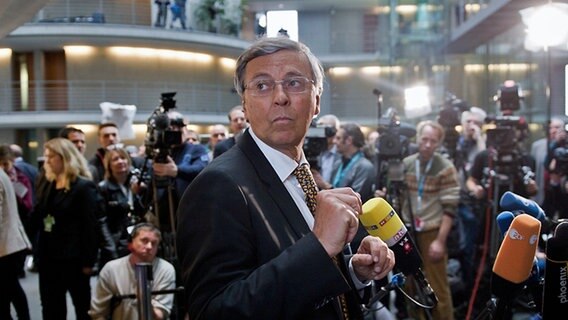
[484,81,531,178]
[376,109,416,185]
[437,93,469,161]
[377,109,414,162]
[144,92,183,164]
[303,122,337,170]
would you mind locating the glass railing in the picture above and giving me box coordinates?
[30,0,242,36]
[0,80,240,115]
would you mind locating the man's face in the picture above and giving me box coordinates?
[209,125,227,147]
[334,128,349,156]
[242,50,320,157]
[229,109,247,133]
[550,120,564,140]
[418,125,441,161]
[67,131,86,154]
[99,126,119,148]
[130,229,160,263]
[463,114,482,139]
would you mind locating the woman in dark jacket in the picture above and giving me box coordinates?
[98,146,143,268]
[32,138,98,320]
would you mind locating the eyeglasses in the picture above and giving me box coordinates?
[245,76,315,97]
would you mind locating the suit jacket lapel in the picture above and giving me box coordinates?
[237,130,311,238]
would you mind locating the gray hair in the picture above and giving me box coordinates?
[234,37,324,97]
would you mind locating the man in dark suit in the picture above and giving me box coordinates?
[177,37,395,319]
[212,105,248,158]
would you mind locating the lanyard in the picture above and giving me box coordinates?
[415,157,433,212]
[332,151,363,188]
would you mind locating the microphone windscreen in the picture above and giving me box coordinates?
[493,214,541,284]
[361,197,423,276]
[554,221,568,239]
[547,222,568,262]
[361,197,406,244]
[499,191,544,221]
[496,211,515,236]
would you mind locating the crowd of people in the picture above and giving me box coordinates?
[1,36,566,320]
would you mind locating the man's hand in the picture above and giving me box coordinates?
[352,236,395,281]
[312,188,361,257]
[428,239,445,263]
[152,156,178,178]
[374,187,386,198]
[525,179,538,196]
[471,184,485,199]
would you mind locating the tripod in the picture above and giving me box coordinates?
[137,156,178,264]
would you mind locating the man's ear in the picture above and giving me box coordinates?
[242,100,249,121]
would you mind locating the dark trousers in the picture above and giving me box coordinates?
[38,260,91,320]
[0,250,30,320]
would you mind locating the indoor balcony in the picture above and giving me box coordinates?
[0,79,240,128]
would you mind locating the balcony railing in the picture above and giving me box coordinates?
[0,80,240,116]
[32,0,242,36]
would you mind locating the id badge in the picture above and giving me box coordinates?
[44,214,55,232]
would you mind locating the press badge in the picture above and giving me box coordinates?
[44,214,55,232]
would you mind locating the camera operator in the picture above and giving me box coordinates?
[151,111,209,229]
[455,106,487,291]
[310,114,341,190]
[530,118,565,206]
[466,124,537,200]
[545,120,568,220]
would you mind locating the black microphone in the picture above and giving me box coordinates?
[542,221,568,319]
[360,198,438,308]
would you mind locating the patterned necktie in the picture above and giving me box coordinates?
[292,163,318,214]
[292,163,350,320]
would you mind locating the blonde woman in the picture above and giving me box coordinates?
[32,138,98,320]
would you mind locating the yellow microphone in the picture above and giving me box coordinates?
[361,197,437,306]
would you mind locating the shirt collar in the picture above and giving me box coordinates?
[249,128,308,182]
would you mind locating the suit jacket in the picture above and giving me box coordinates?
[177,129,366,320]
[32,177,99,268]
[212,136,236,159]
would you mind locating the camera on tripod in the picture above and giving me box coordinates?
[376,109,416,183]
[144,92,183,164]
[303,122,337,170]
[484,81,531,178]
